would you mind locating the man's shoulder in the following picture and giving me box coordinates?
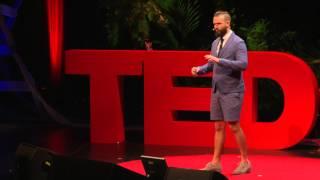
[211,38,219,43]
[232,33,245,43]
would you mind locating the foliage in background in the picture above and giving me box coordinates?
[153,0,201,49]
[101,0,201,49]
[102,0,166,49]
[240,19,269,50]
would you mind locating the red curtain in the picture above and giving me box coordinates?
[46,0,63,84]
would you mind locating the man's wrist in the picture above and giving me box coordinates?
[196,66,201,73]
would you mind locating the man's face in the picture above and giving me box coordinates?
[213,15,230,37]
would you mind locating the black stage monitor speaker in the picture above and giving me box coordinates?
[165,167,228,180]
[15,143,146,180]
[50,155,146,180]
[15,143,54,180]
[141,155,168,180]
[140,155,228,180]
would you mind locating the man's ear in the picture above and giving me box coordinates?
[226,20,231,27]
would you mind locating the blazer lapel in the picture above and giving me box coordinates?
[211,40,219,57]
[219,33,235,57]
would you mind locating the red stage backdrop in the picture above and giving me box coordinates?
[65,50,318,149]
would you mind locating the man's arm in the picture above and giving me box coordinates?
[218,41,248,71]
[196,62,214,75]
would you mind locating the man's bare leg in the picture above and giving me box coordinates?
[229,121,251,175]
[212,121,226,164]
[228,121,248,162]
[201,121,226,171]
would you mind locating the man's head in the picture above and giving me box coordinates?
[213,11,231,37]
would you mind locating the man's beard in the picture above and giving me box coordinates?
[215,27,227,37]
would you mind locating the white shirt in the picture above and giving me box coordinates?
[216,29,233,55]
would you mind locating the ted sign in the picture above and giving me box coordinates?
[65,50,318,149]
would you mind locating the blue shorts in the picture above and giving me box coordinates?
[210,89,244,122]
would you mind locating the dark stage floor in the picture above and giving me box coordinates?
[1,124,320,180]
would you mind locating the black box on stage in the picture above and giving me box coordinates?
[141,155,228,180]
[141,155,168,180]
[15,143,54,180]
[50,155,146,180]
[14,143,146,180]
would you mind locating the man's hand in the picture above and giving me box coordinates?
[204,54,220,63]
[191,66,199,76]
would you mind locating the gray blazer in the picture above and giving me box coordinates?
[197,32,248,93]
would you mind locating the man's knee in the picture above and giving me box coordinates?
[214,121,226,132]
[228,122,241,133]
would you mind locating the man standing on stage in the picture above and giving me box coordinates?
[191,10,251,175]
